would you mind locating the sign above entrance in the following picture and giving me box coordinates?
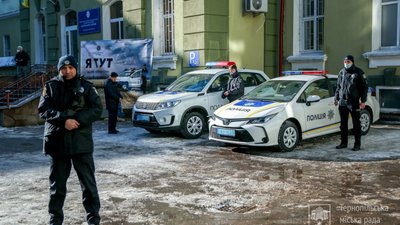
[78,8,101,35]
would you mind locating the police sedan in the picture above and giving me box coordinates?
[209,71,380,151]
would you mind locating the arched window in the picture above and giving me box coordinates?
[110,1,123,39]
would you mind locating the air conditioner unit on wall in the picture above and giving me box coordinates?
[245,0,268,13]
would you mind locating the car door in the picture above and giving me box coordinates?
[299,78,338,138]
[206,73,230,115]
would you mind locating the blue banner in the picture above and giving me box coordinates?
[80,39,153,79]
[78,8,101,35]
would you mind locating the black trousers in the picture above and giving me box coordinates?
[49,153,100,225]
[339,105,361,146]
[108,107,118,132]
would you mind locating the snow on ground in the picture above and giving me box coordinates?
[0,121,399,224]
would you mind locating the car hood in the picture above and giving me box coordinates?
[214,99,286,119]
[138,90,198,102]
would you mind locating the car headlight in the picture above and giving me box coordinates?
[247,113,278,124]
[156,100,181,110]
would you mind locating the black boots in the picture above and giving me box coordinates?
[335,143,347,149]
[352,144,361,151]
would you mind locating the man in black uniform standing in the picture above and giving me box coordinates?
[334,55,368,151]
[38,55,102,225]
[15,45,30,78]
[104,72,122,134]
[222,64,244,102]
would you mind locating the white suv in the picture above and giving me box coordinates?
[132,62,269,138]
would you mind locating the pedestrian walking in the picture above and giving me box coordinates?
[104,72,123,134]
[222,64,245,102]
[15,45,30,78]
[334,55,368,151]
[38,55,103,225]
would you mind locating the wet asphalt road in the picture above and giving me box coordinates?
[0,120,399,225]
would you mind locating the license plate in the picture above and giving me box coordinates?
[136,114,150,122]
[216,128,235,137]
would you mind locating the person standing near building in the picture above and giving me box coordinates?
[38,55,102,225]
[15,45,30,78]
[104,72,122,134]
[222,64,245,102]
[334,55,368,151]
[141,64,148,94]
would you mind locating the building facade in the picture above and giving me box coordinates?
[1,0,399,86]
[0,0,278,87]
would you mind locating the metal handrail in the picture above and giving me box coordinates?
[0,64,56,108]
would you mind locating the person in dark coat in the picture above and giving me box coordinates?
[222,64,245,102]
[38,55,103,225]
[334,55,368,151]
[141,64,148,94]
[104,72,122,134]
[15,45,30,78]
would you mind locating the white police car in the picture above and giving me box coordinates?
[209,71,380,151]
[132,62,269,138]
[117,69,142,90]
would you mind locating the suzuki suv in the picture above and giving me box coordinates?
[132,62,269,138]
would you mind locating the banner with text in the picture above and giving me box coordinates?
[80,39,153,79]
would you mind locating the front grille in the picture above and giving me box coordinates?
[135,101,159,110]
[210,126,254,142]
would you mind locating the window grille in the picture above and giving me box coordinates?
[162,0,174,54]
[301,0,324,51]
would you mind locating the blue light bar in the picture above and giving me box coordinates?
[282,70,328,76]
[205,61,236,68]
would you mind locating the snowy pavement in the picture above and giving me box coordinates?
[0,120,399,224]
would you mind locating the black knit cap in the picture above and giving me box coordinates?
[57,55,78,71]
[344,55,354,63]
[110,72,118,77]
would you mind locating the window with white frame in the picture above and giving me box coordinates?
[301,0,324,52]
[363,0,400,68]
[3,35,11,56]
[64,11,78,57]
[381,0,399,47]
[287,0,326,70]
[110,1,123,40]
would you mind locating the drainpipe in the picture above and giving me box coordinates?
[279,0,285,76]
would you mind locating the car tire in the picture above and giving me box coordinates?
[180,111,205,139]
[278,121,299,152]
[360,109,371,135]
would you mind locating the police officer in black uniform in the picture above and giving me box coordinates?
[38,55,103,225]
[222,64,245,102]
[104,72,122,134]
[334,55,368,151]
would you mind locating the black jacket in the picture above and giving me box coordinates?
[15,50,30,66]
[38,75,102,155]
[335,65,368,107]
[226,73,245,102]
[104,78,122,110]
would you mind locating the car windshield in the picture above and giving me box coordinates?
[166,73,213,92]
[122,69,142,78]
[243,79,306,102]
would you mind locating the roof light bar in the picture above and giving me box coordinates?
[282,70,328,76]
[205,61,236,68]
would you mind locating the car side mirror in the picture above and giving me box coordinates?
[306,95,320,106]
